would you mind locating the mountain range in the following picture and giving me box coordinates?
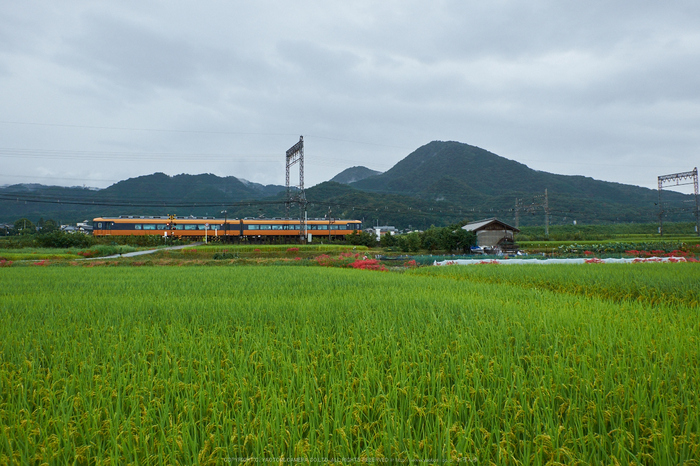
[0,141,695,229]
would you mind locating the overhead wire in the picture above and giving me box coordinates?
[0,190,682,224]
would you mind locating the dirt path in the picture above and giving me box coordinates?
[91,242,204,260]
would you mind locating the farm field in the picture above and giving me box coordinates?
[517,238,700,257]
[0,245,140,261]
[1,265,699,464]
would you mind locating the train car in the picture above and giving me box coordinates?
[92,216,234,239]
[239,218,361,240]
[92,216,362,242]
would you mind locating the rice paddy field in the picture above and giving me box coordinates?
[1,263,699,465]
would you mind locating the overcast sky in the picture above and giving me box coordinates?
[1,1,699,193]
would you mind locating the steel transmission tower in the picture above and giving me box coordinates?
[285,136,307,241]
[658,167,699,236]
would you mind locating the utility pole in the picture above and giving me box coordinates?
[168,214,176,240]
[544,188,549,239]
[221,210,227,240]
[328,206,333,243]
[523,190,549,239]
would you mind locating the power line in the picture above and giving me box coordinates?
[0,193,287,209]
[0,147,282,162]
[0,120,298,137]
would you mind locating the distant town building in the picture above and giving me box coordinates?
[461,218,520,251]
[77,220,93,232]
[366,225,398,241]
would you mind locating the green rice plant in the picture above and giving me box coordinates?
[0,252,82,261]
[1,266,698,464]
[410,262,700,308]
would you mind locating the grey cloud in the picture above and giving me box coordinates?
[57,15,218,91]
[1,1,699,190]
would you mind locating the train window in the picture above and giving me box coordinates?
[98,222,103,229]
[157,224,167,230]
[260,225,271,230]
[330,224,340,230]
[272,225,283,230]
[134,224,142,230]
[185,225,197,230]
[248,225,259,230]
[143,224,156,230]
[174,225,184,230]
[317,224,328,230]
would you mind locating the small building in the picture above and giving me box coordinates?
[369,225,398,241]
[77,220,93,232]
[461,218,520,251]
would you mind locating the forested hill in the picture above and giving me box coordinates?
[1,141,695,228]
[351,141,670,206]
[0,173,285,223]
[95,173,285,201]
[341,140,694,227]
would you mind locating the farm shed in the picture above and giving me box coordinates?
[461,218,520,250]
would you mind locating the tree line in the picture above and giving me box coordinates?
[346,224,476,253]
[2,218,62,236]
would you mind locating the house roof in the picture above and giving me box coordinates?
[461,217,520,233]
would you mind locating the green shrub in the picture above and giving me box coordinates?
[35,231,95,248]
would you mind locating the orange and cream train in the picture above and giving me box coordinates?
[92,216,362,241]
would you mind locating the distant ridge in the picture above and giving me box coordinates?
[0,173,286,223]
[0,141,695,229]
[330,166,382,184]
[97,173,285,202]
[350,140,673,204]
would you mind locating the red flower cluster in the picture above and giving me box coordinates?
[77,250,99,258]
[350,259,387,271]
[0,259,12,267]
[314,252,386,270]
[626,249,695,259]
[314,254,334,267]
[286,247,300,253]
[404,259,418,268]
[625,250,650,257]
[584,258,604,264]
